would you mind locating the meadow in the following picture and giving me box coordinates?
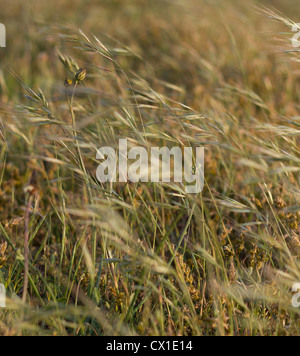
[0,0,299,335]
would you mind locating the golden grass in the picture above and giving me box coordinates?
[0,0,299,335]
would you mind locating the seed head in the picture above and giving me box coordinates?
[75,68,87,82]
[64,78,73,87]
[274,197,286,209]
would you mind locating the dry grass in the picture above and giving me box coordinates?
[0,0,299,335]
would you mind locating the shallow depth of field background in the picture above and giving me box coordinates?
[0,0,300,335]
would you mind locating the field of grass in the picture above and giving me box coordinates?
[0,0,300,336]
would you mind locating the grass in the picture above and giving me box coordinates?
[0,0,299,336]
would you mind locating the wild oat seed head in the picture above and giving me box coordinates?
[64,78,73,87]
[75,68,87,82]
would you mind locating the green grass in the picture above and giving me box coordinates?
[0,0,299,335]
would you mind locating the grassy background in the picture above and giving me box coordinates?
[0,0,300,335]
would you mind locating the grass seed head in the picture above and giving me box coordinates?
[75,68,87,82]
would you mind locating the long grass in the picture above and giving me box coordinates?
[0,0,299,335]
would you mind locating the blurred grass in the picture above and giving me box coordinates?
[0,0,299,335]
